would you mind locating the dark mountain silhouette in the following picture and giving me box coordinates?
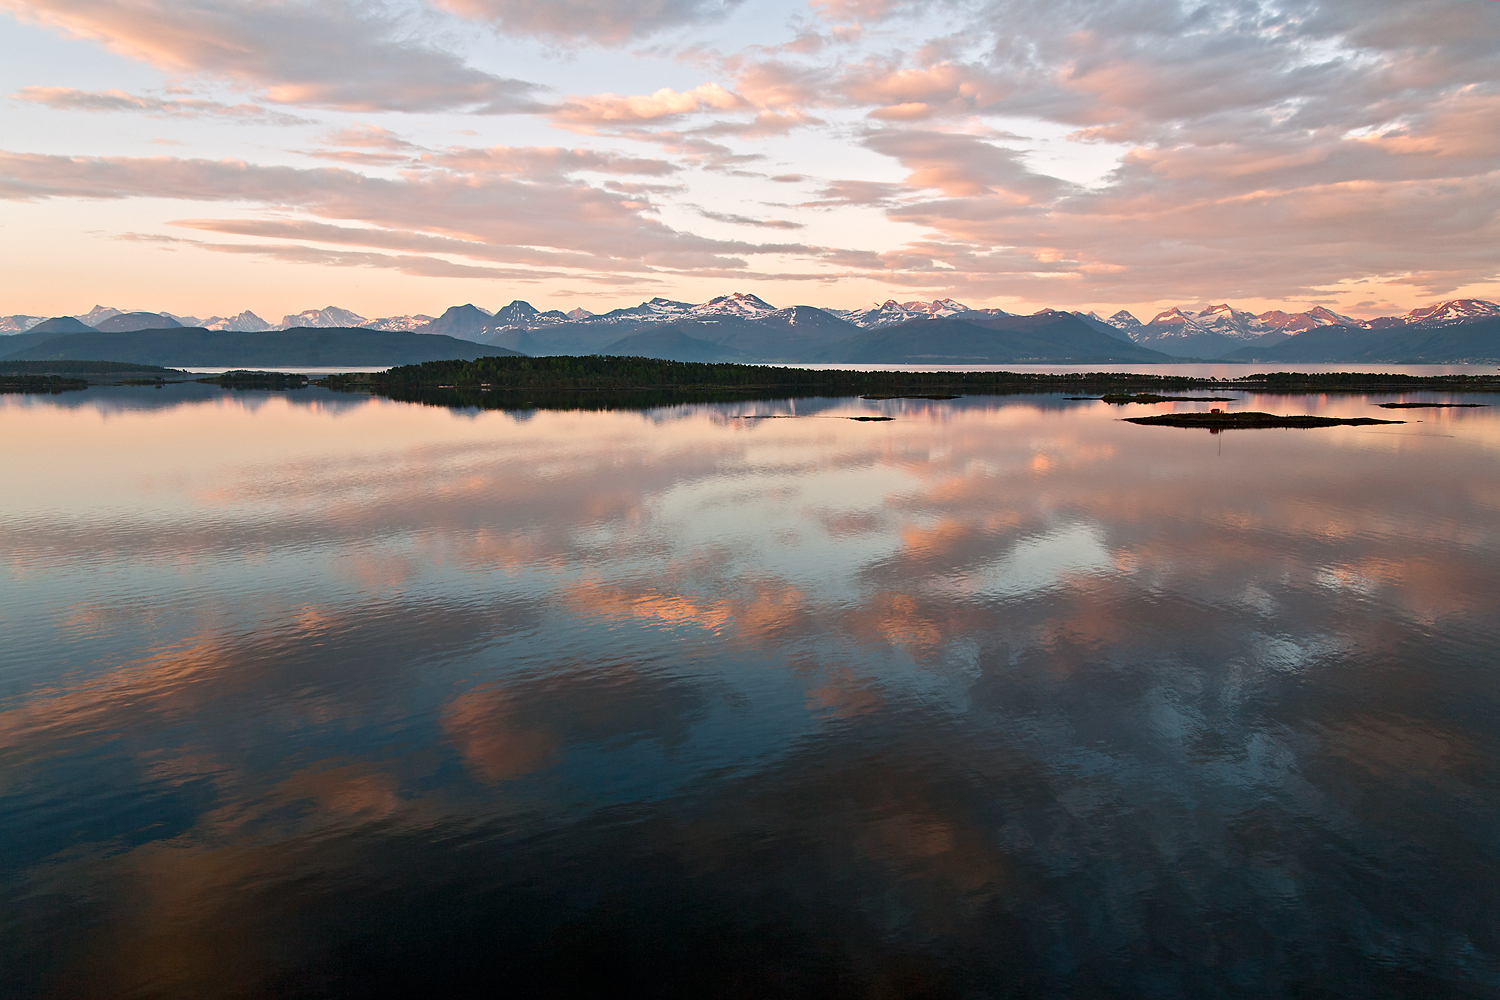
[484,321,635,356]
[816,314,1175,364]
[602,326,748,363]
[94,312,183,332]
[0,330,73,356]
[27,316,96,334]
[1133,328,1292,359]
[1070,312,1136,343]
[622,314,852,361]
[3,327,518,367]
[419,304,498,342]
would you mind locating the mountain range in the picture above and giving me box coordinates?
[3,294,1498,365]
[2,327,509,368]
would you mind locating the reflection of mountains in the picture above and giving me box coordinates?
[371,385,846,412]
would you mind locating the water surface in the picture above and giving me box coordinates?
[3,385,1498,998]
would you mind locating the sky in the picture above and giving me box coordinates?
[1,0,1498,322]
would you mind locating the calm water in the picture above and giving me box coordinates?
[3,385,1498,998]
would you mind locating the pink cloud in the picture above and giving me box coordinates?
[1,0,541,112]
[12,85,306,123]
[431,0,743,44]
[554,83,746,125]
[423,145,681,178]
[0,150,810,272]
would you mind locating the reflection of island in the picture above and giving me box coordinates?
[197,371,311,389]
[1125,411,1404,430]
[0,374,87,394]
[1376,402,1488,409]
[0,359,181,392]
[1098,393,1235,404]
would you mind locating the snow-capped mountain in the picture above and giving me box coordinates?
[282,306,368,329]
[834,299,985,329]
[10,295,1497,352]
[361,314,436,332]
[0,314,44,333]
[76,305,122,326]
[590,297,697,326]
[1142,307,1197,332]
[1388,298,1500,328]
[486,300,573,331]
[1120,298,1499,347]
[202,310,275,332]
[1136,305,1269,341]
[1255,306,1363,333]
[686,291,779,321]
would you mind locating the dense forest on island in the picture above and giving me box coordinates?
[324,356,1500,400]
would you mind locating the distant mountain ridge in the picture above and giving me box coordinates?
[3,295,1497,365]
[1219,317,1500,364]
[2,327,511,367]
[1096,299,1500,359]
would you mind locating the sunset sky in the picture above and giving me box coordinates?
[2,0,1498,322]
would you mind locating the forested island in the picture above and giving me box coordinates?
[319,356,1500,409]
[7,354,1500,407]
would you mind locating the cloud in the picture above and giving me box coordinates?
[6,0,1500,308]
[198,240,577,281]
[840,60,1011,119]
[12,86,308,123]
[170,218,648,271]
[863,129,1068,201]
[809,0,916,24]
[423,145,681,178]
[0,150,814,274]
[322,125,422,152]
[431,0,743,44]
[711,0,1500,303]
[693,108,823,137]
[303,126,428,165]
[696,209,805,230]
[554,83,745,125]
[798,179,907,208]
[0,0,543,113]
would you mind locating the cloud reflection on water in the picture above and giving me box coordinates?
[1,386,1498,996]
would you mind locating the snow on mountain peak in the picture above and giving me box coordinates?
[1148,308,1196,326]
[77,305,122,326]
[484,300,575,331]
[361,314,435,333]
[1304,306,1357,325]
[281,306,367,329]
[1402,299,1500,326]
[204,310,274,332]
[0,314,46,332]
[495,300,540,320]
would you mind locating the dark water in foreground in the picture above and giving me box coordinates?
[2,385,1498,999]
